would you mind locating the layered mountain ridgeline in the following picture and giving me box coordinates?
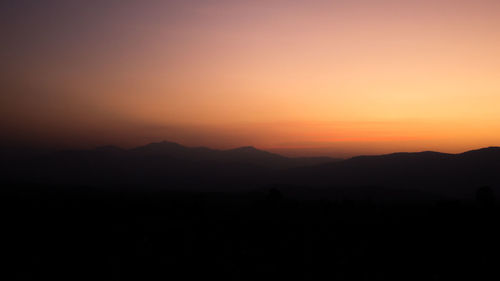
[128,141,337,168]
[4,145,499,280]
[2,142,499,200]
[0,141,339,190]
[282,147,500,199]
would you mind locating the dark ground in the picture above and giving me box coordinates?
[3,183,500,281]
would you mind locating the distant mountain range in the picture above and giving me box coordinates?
[127,141,339,169]
[2,141,500,200]
[0,141,338,189]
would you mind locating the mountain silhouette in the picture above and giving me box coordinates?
[283,147,500,199]
[129,140,338,168]
[0,141,338,190]
[2,142,499,199]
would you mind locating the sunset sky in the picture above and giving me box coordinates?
[2,0,500,157]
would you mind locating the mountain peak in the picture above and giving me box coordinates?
[131,140,187,155]
[144,140,183,148]
[228,146,277,156]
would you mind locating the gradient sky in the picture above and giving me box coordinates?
[2,0,500,157]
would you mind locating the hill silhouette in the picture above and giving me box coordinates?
[3,142,500,280]
[283,147,500,199]
[129,141,337,168]
[1,141,338,191]
[2,142,500,199]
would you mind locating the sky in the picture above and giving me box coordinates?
[1,0,500,157]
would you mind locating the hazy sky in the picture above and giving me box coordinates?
[2,0,500,157]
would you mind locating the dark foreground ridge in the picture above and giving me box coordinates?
[2,142,500,280]
[3,183,500,280]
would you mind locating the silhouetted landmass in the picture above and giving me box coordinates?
[3,183,500,280]
[2,141,500,199]
[1,141,337,191]
[281,147,500,199]
[2,142,500,280]
[131,141,340,169]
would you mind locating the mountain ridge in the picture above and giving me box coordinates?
[2,141,500,199]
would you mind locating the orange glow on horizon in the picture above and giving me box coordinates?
[1,1,500,156]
